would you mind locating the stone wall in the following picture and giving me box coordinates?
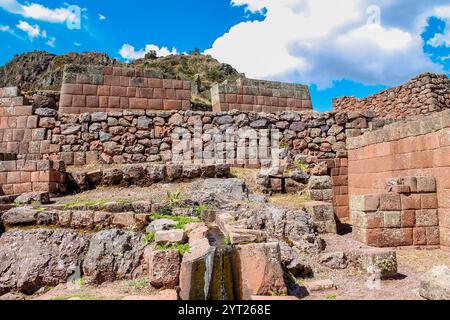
[39,110,373,167]
[347,110,450,249]
[333,73,450,120]
[211,78,312,113]
[0,159,66,196]
[59,65,192,114]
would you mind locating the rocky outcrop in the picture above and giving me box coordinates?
[420,266,450,300]
[147,249,181,289]
[82,230,144,284]
[233,243,287,300]
[0,229,90,295]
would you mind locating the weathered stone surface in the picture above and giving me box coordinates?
[155,230,187,245]
[199,178,249,202]
[0,229,90,295]
[82,230,144,284]
[308,176,332,190]
[319,252,348,269]
[179,239,216,300]
[1,207,38,226]
[420,266,450,300]
[146,219,177,233]
[122,290,178,300]
[286,259,313,278]
[148,249,181,289]
[357,248,397,279]
[304,279,337,292]
[234,243,287,300]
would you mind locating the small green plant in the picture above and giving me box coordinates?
[126,277,149,292]
[374,257,397,273]
[224,235,232,246]
[293,160,309,173]
[167,191,183,207]
[51,293,99,301]
[157,243,190,255]
[72,277,85,286]
[151,214,200,230]
[325,294,337,300]
[143,232,156,246]
[192,204,209,219]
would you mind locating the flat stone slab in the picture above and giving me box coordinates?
[304,280,337,292]
[155,230,187,245]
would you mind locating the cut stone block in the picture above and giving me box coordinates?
[155,229,187,245]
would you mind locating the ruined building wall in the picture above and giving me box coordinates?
[211,78,312,113]
[59,65,192,114]
[333,73,450,120]
[347,110,450,249]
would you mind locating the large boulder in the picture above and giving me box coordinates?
[1,207,38,226]
[0,229,90,295]
[199,178,249,203]
[179,239,216,300]
[14,192,50,205]
[148,249,181,289]
[82,230,144,284]
[420,266,450,300]
[233,243,287,300]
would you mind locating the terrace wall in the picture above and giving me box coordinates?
[59,65,192,114]
[211,78,312,113]
[347,110,450,249]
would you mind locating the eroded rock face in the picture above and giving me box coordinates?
[234,243,287,300]
[0,229,90,295]
[420,266,450,300]
[82,230,144,284]
[196,179,249,205]
[148,249,181,289]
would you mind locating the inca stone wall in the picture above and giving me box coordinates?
[211,78,312,113]
[59,65,192,114]
[333,73,450,120]
[347,109,450,249]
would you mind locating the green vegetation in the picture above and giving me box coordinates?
[325,294,337,300]
[126,277,149,293]
[143,232,156,246]
[156,243,190,255]
[166,191,183,207]
[151,213,200,230]
[224,235,232,246]
[192,204,209,219]
[293,160,310,173]
[63,199,108,209]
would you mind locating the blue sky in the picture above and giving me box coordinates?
[1,0,450,111]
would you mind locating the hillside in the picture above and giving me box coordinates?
[0,50,243,105]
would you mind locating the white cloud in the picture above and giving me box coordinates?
[16,20,41,39]
[206,0,450,88]
[46,36,56,47]
[73,42,82,47]
[98,14,106,20]
[0,0,79,24]
[0,24,10,32]
[119,44,178,61]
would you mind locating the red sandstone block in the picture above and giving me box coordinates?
[365,228,384,247]
[112,67,122,76]
[7,142,19,154]
[14,183,32,194]
[59,94,73,108]
[72,95,86,108]
[2,184,13,195]
[416,209,439,227]
[163,79,173,88]
[0,160,16,172]
[83,84,97,95]
[103,66,113,75]
[426,227,440,245]
[62,83,83,95]
[176,90,190,100]
[85,151,99,165]
[126,87,136,97]
[60,152,74,165]
[386,228,413,247]
[421,194,438,209]
[0,172,6,184]
[40,140,51,154]
[7,171,21,184]
[20,171,31,183]
[31,171,40,183]
[86,96,99,108]
[182,100,191,111]
[173,80,183,89]
[108,97,120,108]
[380,193,401,211]
[225,94,237,104]
[120,97,129,109]
[148,79,163,88]
[434,147,450,167]
[99,96,108,108]
[401,210,416,228]
[32,182,50,192]
[111,76,121,86]
[73,152,86,166]
[147,99,163,110]
[153,88,165,99]
[120,76,130,87]
[332,176,348,187]
[242,95,254,104]
[164,100,182,110]
[136,88,152,98]
[14,106,33,116]
[110,86,122,96]
[97,85,110,96]
[130,98,148,109]
[413,227,427,245]
[164,89,176,99]
[416,177,436,193]
[401,194,421,210]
